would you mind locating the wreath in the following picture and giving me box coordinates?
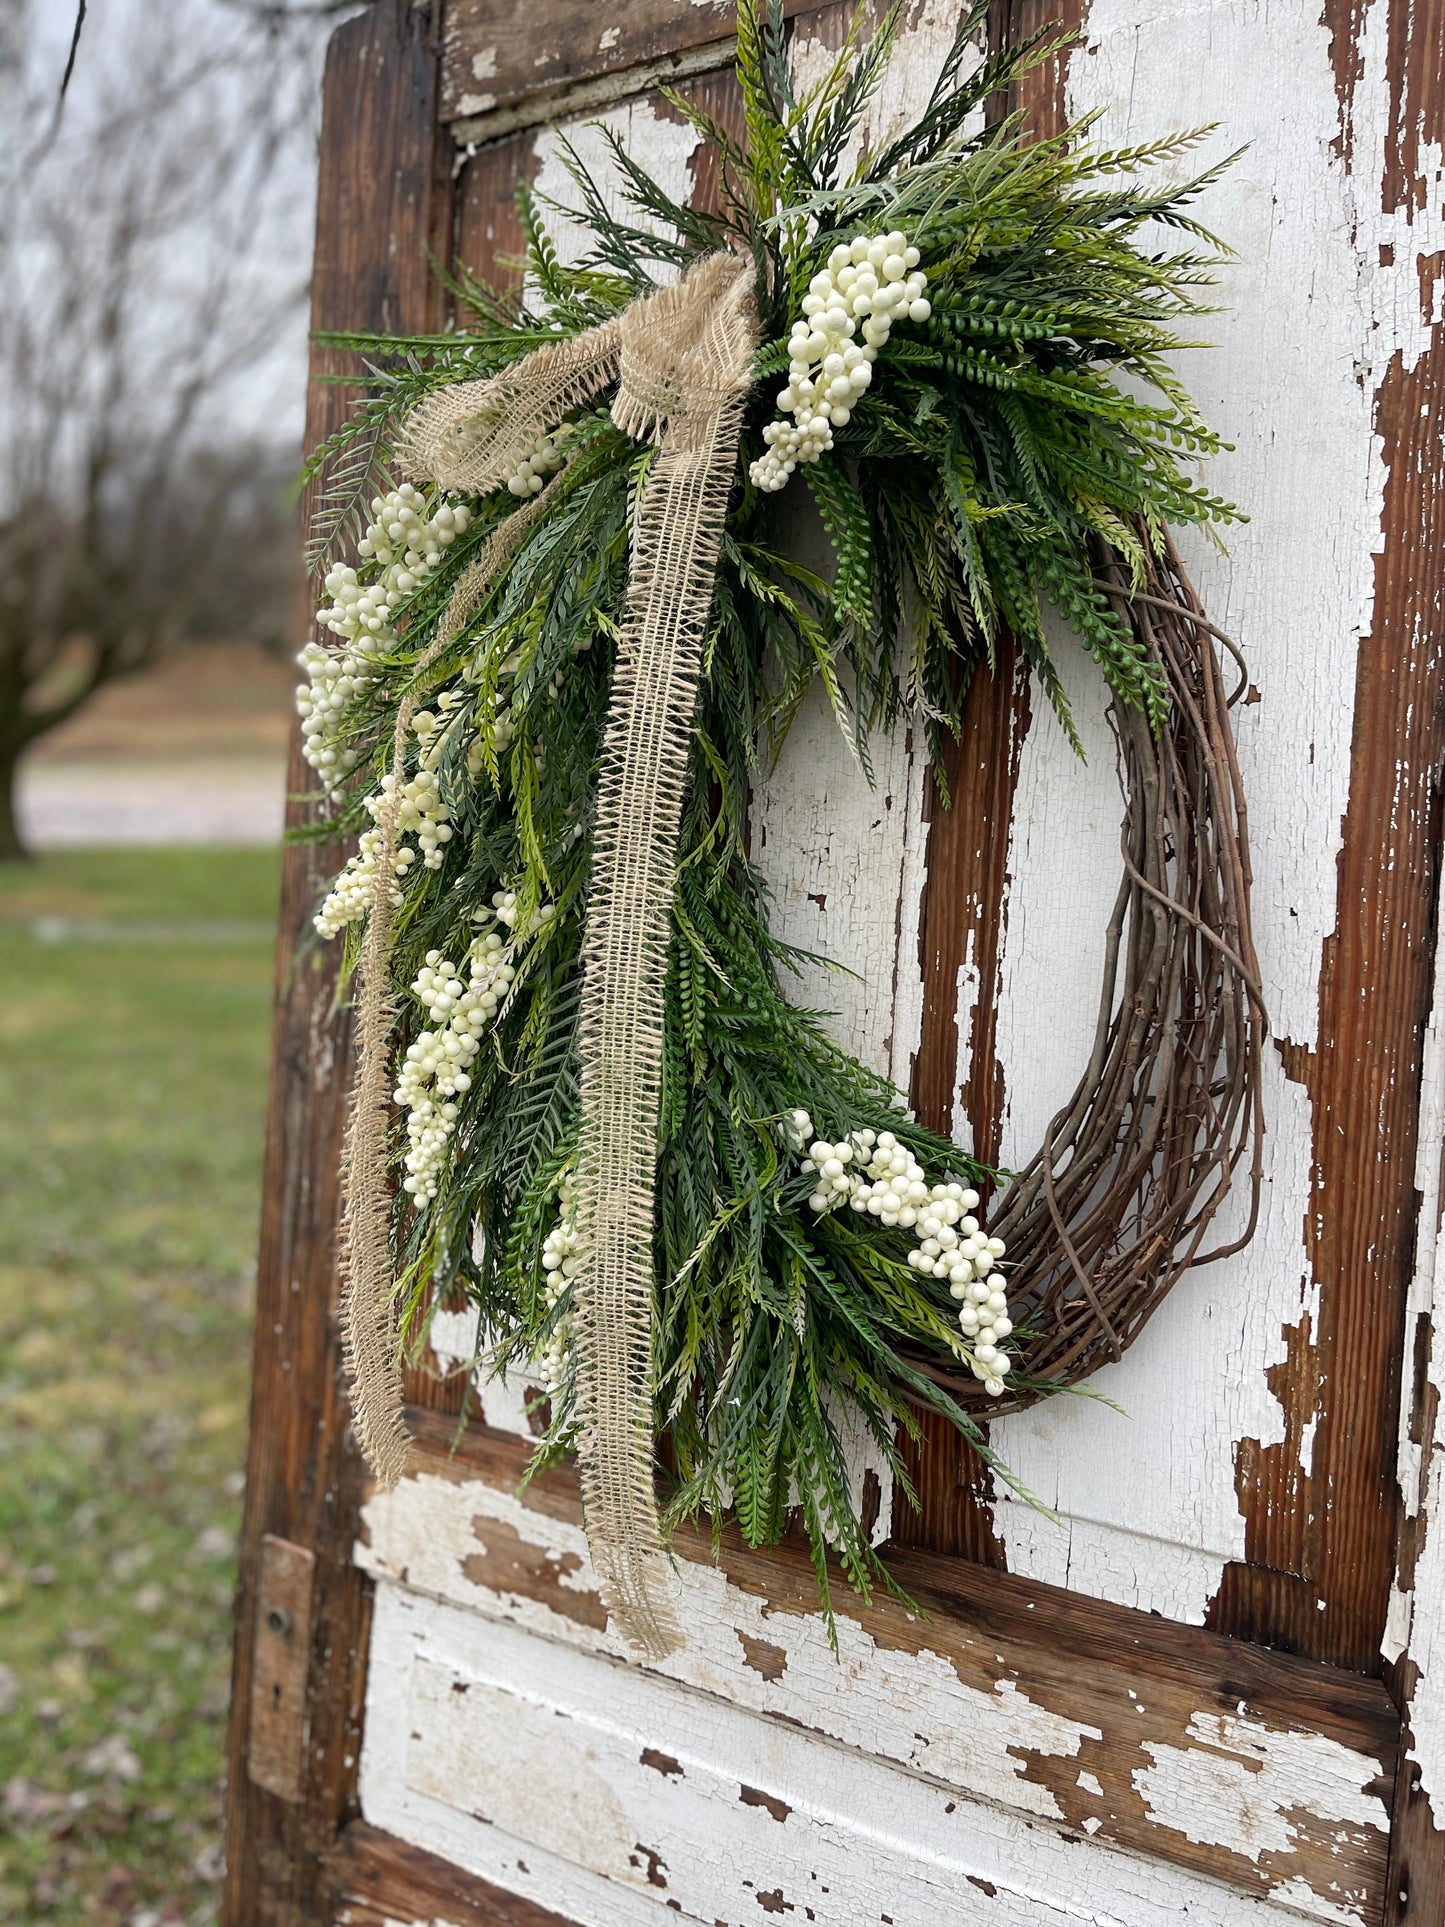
[297,1,1264,1655]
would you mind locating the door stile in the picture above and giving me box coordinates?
[221,6,452,1921]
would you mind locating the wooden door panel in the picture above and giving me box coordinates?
[221,7,450,1922]
[974,0,1444,1676]
[223,1,1445,1921]
[354,1413,1398,1926]
[426,0,1424,1652]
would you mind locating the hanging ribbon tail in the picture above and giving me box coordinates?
[336,252,758,1663]
[339,308,627,1492]
[572,252,758,1659]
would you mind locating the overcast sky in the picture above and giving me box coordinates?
[7,0,346,457]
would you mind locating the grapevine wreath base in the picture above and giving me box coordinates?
[927,532,1264,1419]
[296,1,1265,1653]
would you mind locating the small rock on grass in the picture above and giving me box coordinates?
[190,1840,225,1882]
[79,1734,143,1783]
[189,1525,234,1563]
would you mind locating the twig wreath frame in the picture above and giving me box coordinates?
[296,0,1265,1653]
[936,533,1264,1419]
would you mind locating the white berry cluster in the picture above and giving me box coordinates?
[783,1108,1014,1395]
[312,767,456,940]
[537,1175,583,1398]
[314,689,474,940]
[385,765,452,870]
[296,639,369,790]
[296,487,472,792]
[323,486,471,646]
[505,431,563,497]
[393,932,519,1205]
[750,233,930,492]
[409,687,467,763]
[313,826,393,938]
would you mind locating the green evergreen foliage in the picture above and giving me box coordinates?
[303,0,1237,1631]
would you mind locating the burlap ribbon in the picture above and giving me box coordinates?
[340,253,758,1658]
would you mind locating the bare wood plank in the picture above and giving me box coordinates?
[1384,1748,1445,1927]
[246,1537,317,1803]
[371,1409,1398,1919]
[1378,5,1445,1897]
[440,0,817,141]
[892,0,1081,1572]
[220,4,453,1921]
[1207,0,1445,1674]
[335,1821,576,1926]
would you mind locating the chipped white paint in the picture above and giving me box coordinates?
[1394,812,1445,1804]
[735,0,1435,1624]
[531,102,702,280]
[427,1305,478,1379]
[362,1578,1378,1927]
[360,1471,1089,1825]
[789,0,978,182]
[426,1307,538,1440]
[1134,1712,1388,1868]
[357,1464,1391,1921]
[741,0,1445,1631]
[752,686,919,1079]
[964,0,1440,1621]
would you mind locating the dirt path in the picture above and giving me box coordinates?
[18,759,287,847]
[18,643,294,848]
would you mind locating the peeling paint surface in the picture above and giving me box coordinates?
[1134,1711,1388,1869]
[361,1473,1089,1827]
[364,0,1445,1909]
[531,102,702,277]
[922,0,1431,1651]
[356,1458,1393,1921]
[734,0,1445,1635]
[361,1578,1384,1926]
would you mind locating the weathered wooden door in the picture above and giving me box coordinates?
[222,3,1445,1922]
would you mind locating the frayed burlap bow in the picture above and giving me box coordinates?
[338,252,758,1659]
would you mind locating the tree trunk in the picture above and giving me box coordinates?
[0,738,30,860]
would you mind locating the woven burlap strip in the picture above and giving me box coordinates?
[340,483,566,1491]
[345,254,756,1655]
[394,323,623,495]
[572,254,757,1657]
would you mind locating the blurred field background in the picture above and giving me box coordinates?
[0,655,294,1923]
[0,0,340,1917]
[16,644,294,851]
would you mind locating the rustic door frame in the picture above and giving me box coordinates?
[222,4,1445,1922]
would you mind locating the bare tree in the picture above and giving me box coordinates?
[0,2,332,857]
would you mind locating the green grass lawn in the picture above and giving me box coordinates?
[0,849,280,1925]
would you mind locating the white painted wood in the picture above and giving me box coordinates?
[361,1577,1384,1927]
[737,0,1445,1632]
[439,0,1445,1646]
[732,0,1413,1622]
[982,0,1445,1620]
[356,1466,1392,1924]
[531,102,702,280]
[752,692,922,1083]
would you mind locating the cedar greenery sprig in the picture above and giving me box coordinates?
[298,0,1237,1632]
